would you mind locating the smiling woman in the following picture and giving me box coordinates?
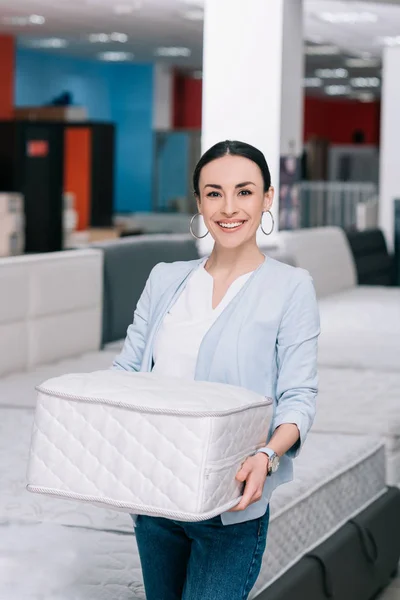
[112,139,320,600]
[193,141,274,252]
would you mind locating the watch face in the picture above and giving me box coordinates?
[270,455,280,473]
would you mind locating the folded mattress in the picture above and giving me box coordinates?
[27,371,273,522]
[0,408,132,532]
[4,433,386,599]
[313,367,400,485]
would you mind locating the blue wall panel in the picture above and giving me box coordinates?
[15,49,154,213]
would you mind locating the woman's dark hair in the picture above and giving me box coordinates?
[193,140,271,196]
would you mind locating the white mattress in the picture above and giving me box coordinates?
[3,408,386,598]
[0,350,116,409]
[0,522,145,600]
[0,408,132,532]
[318,286,400,371]
[251,433,386,597]
[28,371,273,521]
[313,367,400,485]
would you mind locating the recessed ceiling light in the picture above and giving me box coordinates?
[155,47,192,57]
[345,57,380,68]
[89,33,109,43]
[29,14,46,25]
[183,9,204,21]
[110,32,128,42]
[2,14,45,26]
[29,38,68,48]
[315,68,348,79]
[378,36,400,47]
[325,85,350,96]
[352,92,375,103]
[89,32,128,43]
[350,77,380,89]
[303,77,322,88]
[305,45,340,56]
[319,12,377,24]
[98,51,134,61]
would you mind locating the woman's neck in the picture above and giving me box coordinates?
[205,242,265,277]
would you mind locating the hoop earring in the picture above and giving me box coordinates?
[261,210,274,236]
[190,213,209,240]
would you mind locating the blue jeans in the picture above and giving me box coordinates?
[134,506,269,600]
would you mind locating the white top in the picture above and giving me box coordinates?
[153,261,253,380]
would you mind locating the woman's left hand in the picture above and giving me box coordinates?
[229,453,269,512]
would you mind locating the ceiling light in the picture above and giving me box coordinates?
[352,92,375,102]
[345,58,380,68]
[319,12,377,24]
[305,45,340,56]
[98,51,134,61]
[183,9,204,21]
[378,36,400,47]
[303,77,322,88]
[29,14,46,25]
[110,32,128,43]
[350,77,380,88]
[89,33,109,43]
[315,68,348,79]
[29,38,68,48]
[89,32,128,43]
[325,85,350,96]
[2,14,45,26]
[155,47,192,57]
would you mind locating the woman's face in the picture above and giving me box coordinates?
[196,155,274,249]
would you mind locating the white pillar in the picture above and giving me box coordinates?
[153,63,173,130]
[201,0,304,245]
[379,46,400,250]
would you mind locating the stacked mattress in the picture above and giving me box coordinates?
[315,367,400,485]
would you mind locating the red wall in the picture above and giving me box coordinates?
[304,96,380,145]
[0,35,15,120]
[173,72,202,129]
[64,128,92,231]
[173,73,381,145]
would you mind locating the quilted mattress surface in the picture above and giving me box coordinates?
[27,371,273,521]
[3,431,385,599]
[314,367,400,484]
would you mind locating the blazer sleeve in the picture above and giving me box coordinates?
[272,271,320,458]
[111,264,160,372]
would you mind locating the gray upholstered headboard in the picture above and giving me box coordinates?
[93,234,200,346]
[277,227,357,298]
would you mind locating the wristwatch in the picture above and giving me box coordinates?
[256,447,280,476]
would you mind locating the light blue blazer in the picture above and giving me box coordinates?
[112,256,320,525]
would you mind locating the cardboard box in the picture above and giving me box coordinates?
[0,193,24,216]
[0,214,24,256]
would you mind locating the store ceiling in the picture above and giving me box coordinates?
[1,0,400,99]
